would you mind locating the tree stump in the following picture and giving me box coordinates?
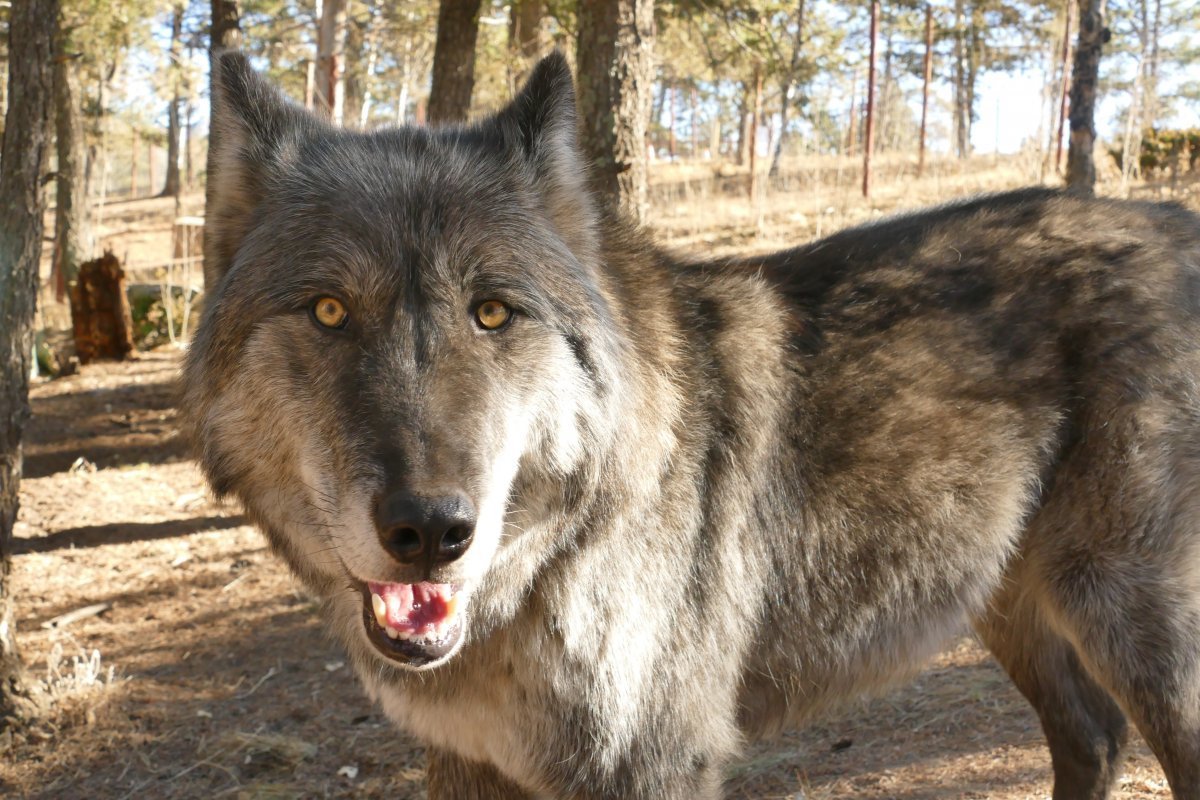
[70,250,134,363]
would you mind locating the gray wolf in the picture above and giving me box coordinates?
[183,51,1200,799]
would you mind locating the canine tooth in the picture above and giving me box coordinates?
[385,625,399,639]
[445,595,459,620]
[371,593,387,626]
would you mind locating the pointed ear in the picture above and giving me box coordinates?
[491,53,598,260]
[203,51,316,289]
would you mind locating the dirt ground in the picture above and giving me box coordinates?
[3,162,1194,798]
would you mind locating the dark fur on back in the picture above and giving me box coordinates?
[184,52,1200,799]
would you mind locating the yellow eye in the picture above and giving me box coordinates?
[312,296,349,329]
[475,300,512,330]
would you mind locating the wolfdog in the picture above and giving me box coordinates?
[183,51,1200,798]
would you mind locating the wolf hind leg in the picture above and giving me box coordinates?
[1041,549,1200,799]
[426,748,536,800]
[976,576,1130,800]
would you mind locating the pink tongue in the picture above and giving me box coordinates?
[368,581,454,632]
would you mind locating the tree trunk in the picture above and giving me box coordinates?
[507,0,544,91]
[161,3,183,197]
[1066,0,1106,195]
[1054,0,1073,173]
[879,29,895,151]
[863,0,878,197]
[689,85,699,157]
[184,83,194,188]
[747,63,762,200]
[952,0,967,158]
[734,81,750,166]
[846,69,858,156]
[212,0,241,51]
[576,0,655,224]
[206,0,241,291]
[316,0,347,124]
[357,0,383,128]
[769,0,805,179]
[52,20,92,303]
[130,129,138,199]
[70,252,134,363]
[1146,0,1160,125]
[964,3,983,156]
[0,0,58,728]
[666,82,676,160]
[427,0,482,125]
[918,4,933,177]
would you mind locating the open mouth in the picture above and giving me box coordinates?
[359,580,465,668]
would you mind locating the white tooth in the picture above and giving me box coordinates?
[398,629,412,640]
[372,594,387,627]
[385,625,399,639]
[444,595,459,620]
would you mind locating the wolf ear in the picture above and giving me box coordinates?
[204,51,315,289]
[491,52,598,260]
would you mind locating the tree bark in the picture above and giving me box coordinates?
[963,3,982,156]
[316,0,347,124]
[212,0,242,51]
[918,4,933,176]
[1053,0,1073,174]
[356,0,383,128]
[748,64,761,200]
[70,252,134,363]
[1066,0,1107,195]
[507,0,544,91]
[0,0,58,727]
[52,19,92,303]
[1146,0,1160,125]
[952,0,967,158]
[427,0,482,125]
[863,0,878,197]
[161,3,184,197]
[769,0,805,179]
[576,0,655,224]
[206,0,241,291]
[734,81,750,166]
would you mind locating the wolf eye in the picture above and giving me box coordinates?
[474,300,512,330]
[312,296,349,329]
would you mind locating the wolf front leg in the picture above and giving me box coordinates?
[425,748,537,799]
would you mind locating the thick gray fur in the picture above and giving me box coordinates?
[183,51,1200,799]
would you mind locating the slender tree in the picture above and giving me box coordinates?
[52,15,92,302]
[918,4,934,177]
[508,0,545,90]
[205,0,241,292]
[0,0,59,727]
[863,0,878,197]
[427,0,483,125]
[577,0,655,223]
[768,0,806,179]
[1054,0,1073,173]
[315,0,347,124]
[1066,0,1107,194]
[161,2,185,197]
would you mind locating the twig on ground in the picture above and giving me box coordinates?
[235,667,277,699]
[40,603,111,629]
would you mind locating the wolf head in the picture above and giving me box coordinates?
[183,52,626,670]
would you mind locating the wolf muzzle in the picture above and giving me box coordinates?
[375,489,476,579]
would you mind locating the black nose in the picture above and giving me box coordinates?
[375,490,476,571]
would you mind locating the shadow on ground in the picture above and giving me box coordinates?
[14,515,247,554]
